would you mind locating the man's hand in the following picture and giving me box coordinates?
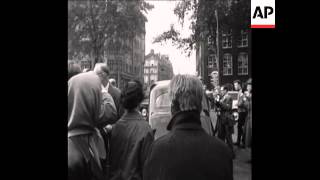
[102,91,116,110]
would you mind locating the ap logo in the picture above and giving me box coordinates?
[251,0,275,28]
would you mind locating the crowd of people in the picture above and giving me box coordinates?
[68,62,251,180]
[204,78,252,160]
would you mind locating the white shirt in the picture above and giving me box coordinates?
[101,82,110,93]
[101,82,116,111]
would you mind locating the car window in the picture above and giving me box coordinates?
[155,93,170,108]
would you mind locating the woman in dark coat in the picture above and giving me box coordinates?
[143,75,233,180]
[68,71,117,180]
[109,80,154,180]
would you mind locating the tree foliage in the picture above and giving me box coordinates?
[153,0,250,56]
[68,0,154,65]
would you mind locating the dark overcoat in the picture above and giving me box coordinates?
[143,111,233,180]
[110,110,154,180]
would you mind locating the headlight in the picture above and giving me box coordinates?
[141,108,147,117]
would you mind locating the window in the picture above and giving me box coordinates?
[144,76,149,83]
[238,53,248,75]
[207,36,213,45]
[208,54,218,69]
[222,30,232,49]
[223,53,233,76]
[151,74,157,82]
[155,93,170,108]
[238,30,248,47]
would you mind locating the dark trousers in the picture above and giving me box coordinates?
[217,121,234,155]
[237,111,247,146]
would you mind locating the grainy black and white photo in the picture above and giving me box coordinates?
[68,0,251,180]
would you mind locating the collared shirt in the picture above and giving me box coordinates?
[101,82,110,93]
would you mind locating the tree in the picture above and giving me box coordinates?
[153,0,250,56]
[68,0,153,67]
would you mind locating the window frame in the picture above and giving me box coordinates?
[237,52,249,75]
[223,53,233,76]
[222,30,232,49]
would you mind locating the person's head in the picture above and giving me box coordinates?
[233,80,242,91]
[220,84,229,96]
[246,78,252,93]
[68,61,81,80]
[121,80,144,111]
[68,71,104,132]
[169,74,203,115]
[93,63,110,86]
[109,78,116,87]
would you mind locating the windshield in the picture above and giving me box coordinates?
[155,93,170,108]
[149,84,171,115]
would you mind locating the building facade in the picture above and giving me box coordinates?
[104,26,146,90]
[143,49,174,87]
[196,28,251,90]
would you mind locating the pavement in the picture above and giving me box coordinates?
[233,146,251,180]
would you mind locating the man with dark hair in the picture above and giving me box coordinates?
[216,84,235,158]
[109,80,154,180]
[234,80,247,148]
[94,63,123,119]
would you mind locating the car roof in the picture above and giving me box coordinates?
[150,80,171,92]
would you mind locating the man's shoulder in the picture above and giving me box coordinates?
[152,132,174,147]
[109,85,121,96]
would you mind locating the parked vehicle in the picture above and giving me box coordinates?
[148,80,214,139]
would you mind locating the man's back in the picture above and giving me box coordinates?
[143,123,233,180]
[110,112,153,180]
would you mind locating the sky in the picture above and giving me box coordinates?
[144,1,196,75]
